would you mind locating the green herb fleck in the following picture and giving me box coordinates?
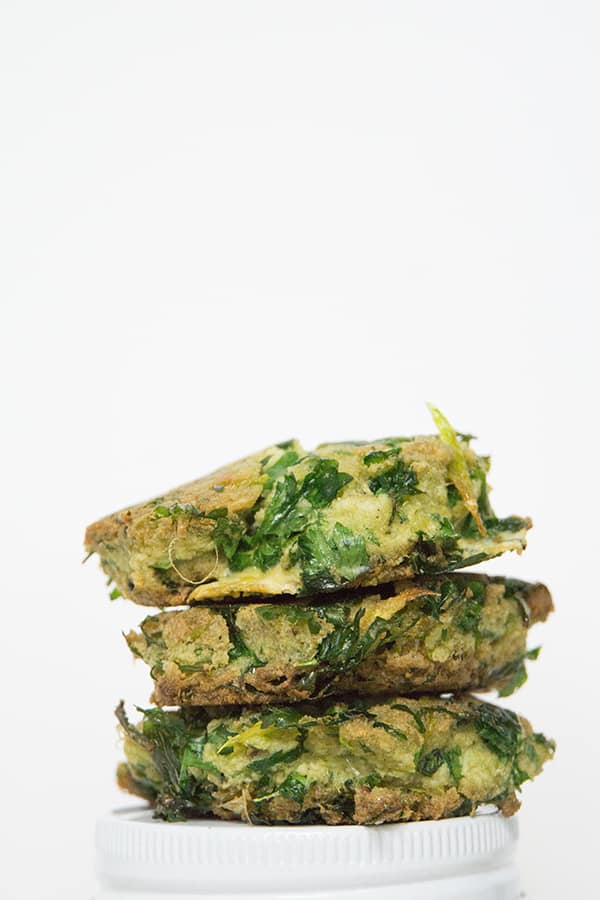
[363,448,398,466]
[432,514,459,539]
[416,748,446,776]
[256,604,322,635]
[277,772,308,803]
[363,772,383,788]
[461,514,528,540]
[496,647,541,697]
[373,721,407,741]
[417,744,462,784]
[455,581,485,633]
[181,736,221,778]
[444,746,462,784]
[260,707,304,729]
[368,457,421,517]
[474,702,521,760]
[390,703,426,733]
[296,522,369,593]
[262,450,301,490]
[153,503,204,518]
[246,745,303,774]
[447,484,461,507]
[220,608,264,671]
[208,509,245,560]
[298,458,352,509]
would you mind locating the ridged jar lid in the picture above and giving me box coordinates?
[96,806,518,898]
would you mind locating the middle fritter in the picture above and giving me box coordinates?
[127,573,552,706]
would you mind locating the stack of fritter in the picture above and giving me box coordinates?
[86,407,554,825]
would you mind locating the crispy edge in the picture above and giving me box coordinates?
[526,582,554,624]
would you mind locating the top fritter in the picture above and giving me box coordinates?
[85,409,530,607]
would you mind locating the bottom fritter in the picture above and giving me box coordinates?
[117,695,553,825]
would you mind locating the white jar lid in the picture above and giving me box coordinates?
[95,806,519,900]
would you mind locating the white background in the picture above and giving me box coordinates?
[2,2,599,898]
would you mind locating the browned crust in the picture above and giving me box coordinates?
[135,576,552,706]
[85,455,266,548]
[151,664,314,706]
[526,582,554,624]
[84,448,268,607]
[116,772,520,826]
[149,656,507,707]
[85,436,533,608]
[498,794,521,816]
[353,785,465,824]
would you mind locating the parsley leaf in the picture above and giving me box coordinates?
[415,746,462,782]
[390,703,426,733]
[444,746,462,784]
[474,702,521,760]
[415,748,445,776]
[220,607,264,671]
[363,448,398,466]
[296,522,369,593]
[367,457,420,516]
[495,647,541,697]
[226,460,353,573]
[460,514,529,540]
[277,771,308,803]
[246,745,303,774]
[455,580,485,633]
[208,508,245,560]
[298,458,352,509]
[262,450,301,491]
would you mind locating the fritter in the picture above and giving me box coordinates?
[117,694,554,825]
[86,411,530,606]
[126,575,552,706]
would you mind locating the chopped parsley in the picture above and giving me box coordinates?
[367,456,421,517]
[246,745,303,774]
[415,746,462,783]
[460,514,528,540]
[298,458,352,508]
[363,448,398,466]
[220,607,264,671]
[454,580,485,633]
[295,522,369,593]
[495,647,541,697]
[277,771,308,803]
[262,449,301,491]
[216,459,354,574]
[474,702,521,760]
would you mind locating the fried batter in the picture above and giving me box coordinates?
[117,694,554,825]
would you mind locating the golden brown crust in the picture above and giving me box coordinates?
[84,447,268,606]
[152,665,313,707]
[86,436,531,607]
[117,694,554,825]
[526,582,554,624]
[354,785,465,824]
[498,794,521,817]
[129,575,551,706]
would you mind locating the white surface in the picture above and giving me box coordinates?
[1,3,599,899]
[94,808,519,899]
